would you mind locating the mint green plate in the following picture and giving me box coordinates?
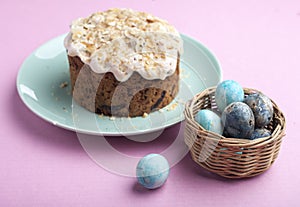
[16,34,222,136]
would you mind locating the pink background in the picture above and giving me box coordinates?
[1,0,300,206]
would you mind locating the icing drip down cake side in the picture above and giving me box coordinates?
[64,8,183,117]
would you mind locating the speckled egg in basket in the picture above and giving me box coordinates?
[184,87,286,179]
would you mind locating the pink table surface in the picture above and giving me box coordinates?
[1,0,299,206]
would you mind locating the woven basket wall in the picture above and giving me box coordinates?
[184,87,286,179]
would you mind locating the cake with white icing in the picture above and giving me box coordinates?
[64,8,183,117]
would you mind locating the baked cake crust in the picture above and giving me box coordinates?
[69,55,179,117]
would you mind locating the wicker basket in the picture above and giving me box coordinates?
[184,87,286,179]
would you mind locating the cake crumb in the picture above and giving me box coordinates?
[176,98,185,105]
[60,81,68,88]
[167,102,178,111]
[109,116,116,121]
[98,114,104,118]
[179,68,190,79]
[158,109,164,113]
[142,112,148,118]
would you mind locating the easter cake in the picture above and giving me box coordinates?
[64,8,183,117]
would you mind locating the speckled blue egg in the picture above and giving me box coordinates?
[195,109,223,135]
[215,80,244,112]
[250,128,271,140]
[221,102,255,138]
[244,93,273,128]
[136,154,169,189]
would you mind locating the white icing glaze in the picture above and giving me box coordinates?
[64,8,183,82]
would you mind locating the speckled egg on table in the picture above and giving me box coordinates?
[215,80,244,112]
[136,154,169,189]
[195,109,223,135]
[222,102,255,138]
[244,93,274,128]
